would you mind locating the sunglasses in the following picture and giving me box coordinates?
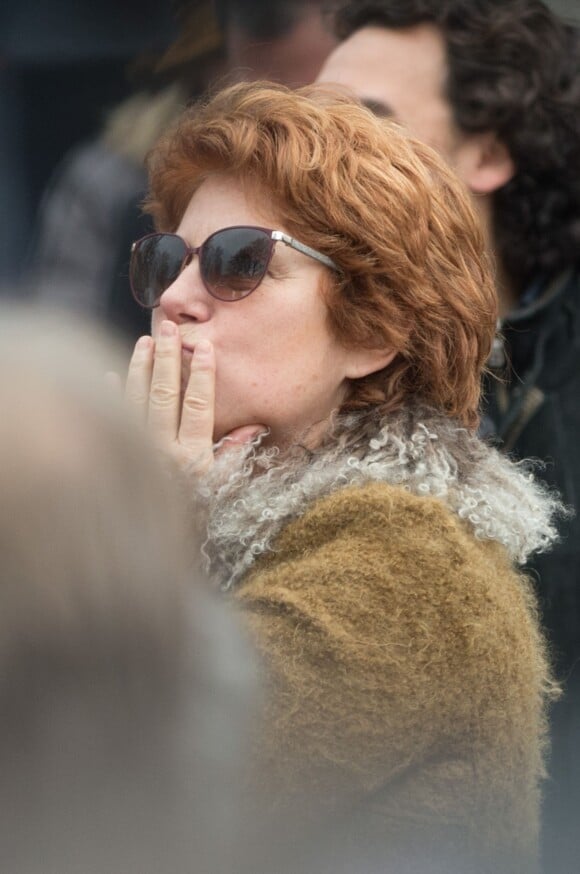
[130,225,341,307]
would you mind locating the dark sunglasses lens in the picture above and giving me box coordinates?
[201,228,272,300]
[131,234,187,307]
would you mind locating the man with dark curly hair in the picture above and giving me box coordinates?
[318,2,580,869]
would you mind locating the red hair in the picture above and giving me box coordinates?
[146,81,497,428]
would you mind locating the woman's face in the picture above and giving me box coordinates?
[151,175,355,445]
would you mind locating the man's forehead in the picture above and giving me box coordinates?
[317,23,449,111]
[317,23,461,159]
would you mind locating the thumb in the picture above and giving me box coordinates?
[215,424,268,456]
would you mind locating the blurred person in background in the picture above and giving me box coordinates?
[0,0,176,293]
[0,307,258,874]
[214,0,336,86]
[318,3,580,868]
[24,2,224,342]
[125,79,564,872]
[26,0,335,346]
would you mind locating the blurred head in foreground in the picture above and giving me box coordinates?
[0,307,256,874]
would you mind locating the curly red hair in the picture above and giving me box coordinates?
[145,81,497,428]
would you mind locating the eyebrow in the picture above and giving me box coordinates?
[361,97,394,118]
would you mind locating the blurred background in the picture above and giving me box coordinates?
[0,1,177,289]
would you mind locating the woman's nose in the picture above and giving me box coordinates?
[157,259,212,322]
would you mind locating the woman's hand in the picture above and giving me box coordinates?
[126,320,265,474]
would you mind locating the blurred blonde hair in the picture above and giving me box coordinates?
[145,80,497,429]
[0,305,256,874]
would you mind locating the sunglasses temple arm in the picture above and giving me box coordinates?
[271,231,340,273]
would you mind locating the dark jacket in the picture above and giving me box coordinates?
[484,268,580,674]
[483,269,580,874]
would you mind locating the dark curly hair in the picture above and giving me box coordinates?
[331,0,580,288]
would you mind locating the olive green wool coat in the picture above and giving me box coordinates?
[233,481,552,872]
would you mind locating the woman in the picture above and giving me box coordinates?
[127,81,562,871]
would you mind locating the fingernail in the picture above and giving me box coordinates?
[195,339,212,357]
[160,320,177,337]
[136,335,153,350]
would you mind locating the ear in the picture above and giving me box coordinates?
[454,131,515,195]
[344,347,397,380]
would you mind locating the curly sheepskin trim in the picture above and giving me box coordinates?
[192,406,567,590]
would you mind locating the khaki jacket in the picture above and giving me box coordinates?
[234,481,551,872]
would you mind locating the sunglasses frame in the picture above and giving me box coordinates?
[130,225,341,308]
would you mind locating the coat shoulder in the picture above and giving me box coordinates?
[246,480,525,613]
[237,480,546,731]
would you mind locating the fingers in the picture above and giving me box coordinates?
[148,320,182,444]
[178,339,216,471]
[126,335,154,421]
[126,328,256,476]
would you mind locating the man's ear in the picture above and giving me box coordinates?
[345,347,397,380]
[454,131,515,195]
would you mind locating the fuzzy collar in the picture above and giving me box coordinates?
[192,406,565,590]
